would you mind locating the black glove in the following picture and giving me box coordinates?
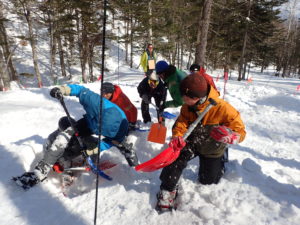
[50,87,63,100]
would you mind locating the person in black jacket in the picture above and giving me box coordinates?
[137,72,167,123]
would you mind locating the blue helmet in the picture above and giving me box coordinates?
[155,60,169,74]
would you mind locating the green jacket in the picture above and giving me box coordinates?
[164,65,187,108]
[140,50,157,72]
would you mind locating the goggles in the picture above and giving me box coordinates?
[148,79,159,87]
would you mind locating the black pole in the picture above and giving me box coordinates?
[59,97,86,150]
[94,0,107,224]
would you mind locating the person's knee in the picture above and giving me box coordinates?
[199,174,221,185]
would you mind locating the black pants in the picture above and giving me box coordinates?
[141,96,161,123]
[61,117,94,160]
[160,148,224,191]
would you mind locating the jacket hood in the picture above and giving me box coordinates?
[111,85,122,101]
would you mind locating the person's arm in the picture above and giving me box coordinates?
[67,84,85,96]
[164,82,184,108]
[172,106,190,138]
[140,52,148,72]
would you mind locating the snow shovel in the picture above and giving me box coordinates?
[147,116,167,144]
[136,98,217,172]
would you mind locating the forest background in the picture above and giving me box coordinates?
[0,0,300,91]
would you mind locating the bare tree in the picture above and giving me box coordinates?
[238,0,252,81]
[18,0,43,87]
[195,0,213,66]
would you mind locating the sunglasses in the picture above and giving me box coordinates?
[148,79,159,87]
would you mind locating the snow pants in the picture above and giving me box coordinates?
[159,148,225,191]
[160,123,227,191]
[43,117,93,166]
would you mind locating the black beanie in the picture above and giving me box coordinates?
[102,82,115,94]
[180,74,208,98]
[189,63,200,72]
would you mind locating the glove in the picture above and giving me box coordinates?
[141,94,149,103]
[50,87,63,100]
[210,126,240,144]
[50,86,71,99]
[168,136,186,152]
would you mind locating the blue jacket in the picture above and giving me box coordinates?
[68,84,128,151]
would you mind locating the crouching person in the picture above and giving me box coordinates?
[137,72,167,124]
[14,84,138,190]
[101,82,138,132]
[156,74,246,211]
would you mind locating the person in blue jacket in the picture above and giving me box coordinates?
[13,84,138,190]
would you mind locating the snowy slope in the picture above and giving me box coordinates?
[0,67,300,225]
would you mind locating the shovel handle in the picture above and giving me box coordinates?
[59,97,86,151]
[182,98,217,141]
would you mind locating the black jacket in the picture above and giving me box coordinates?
[137,77,167,105]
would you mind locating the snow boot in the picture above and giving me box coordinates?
[12,161,51,190]
[118,141,138,167]
[156,187,178,212]
[34,160,51,182]
[12,172,40,190]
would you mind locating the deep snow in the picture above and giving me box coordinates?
[0,66,300,225]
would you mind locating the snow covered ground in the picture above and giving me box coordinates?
[0,65,299,225]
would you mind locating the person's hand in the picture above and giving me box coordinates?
[159,102,165,112]
[141,94,149,103]
[82,147,98,158]
[50,86,70,99]
[168,136,186,152]
[210,126,240,144]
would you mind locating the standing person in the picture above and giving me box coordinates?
[137,72,167,124]
[155,60,187,109]
[156,74,246,211]
[13,84,138,190]
[102,82,138,131]
[189,63,218,91]
[140,43,157,77]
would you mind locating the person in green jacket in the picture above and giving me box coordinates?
[155,60,187,109]
[140,43,157,77]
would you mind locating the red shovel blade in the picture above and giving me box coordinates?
[135,137,186,172]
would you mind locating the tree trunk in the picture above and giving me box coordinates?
[242,61,247,80]
[148,0,153,42]
[125,19,129,63]
[88,42,94,82]
[65,37,72,79]
[238,0,252,81]
[76,9,87,83]
[47,1,57,84]
[130,15,134,68]
[23,5,42,87]
[0,47,10,91]
[0,7,18,82]
[195,0,213,67]
[56,35,67,77]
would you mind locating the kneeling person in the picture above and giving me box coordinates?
[156,74,246,211]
